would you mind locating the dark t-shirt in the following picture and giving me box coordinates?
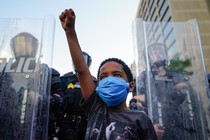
[81,93,158,140]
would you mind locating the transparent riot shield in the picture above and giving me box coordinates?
[0,16,55,140]
[132,19,210,140]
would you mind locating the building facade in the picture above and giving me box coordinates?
[135,0,210,73]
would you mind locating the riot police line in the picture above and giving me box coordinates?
[1,31,210,140]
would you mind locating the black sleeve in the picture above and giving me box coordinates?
[138,113,158,140]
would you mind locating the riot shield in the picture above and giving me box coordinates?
[132,19,210,140]
[0,16,55,140]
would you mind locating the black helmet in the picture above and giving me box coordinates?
[208,73,210,83]
[51,68,64,94]
[83,51,92,67]
[10,32,38,59]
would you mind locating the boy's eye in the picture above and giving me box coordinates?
[99,73,122,80]
[114,74,122,78]
[99,76,107,80]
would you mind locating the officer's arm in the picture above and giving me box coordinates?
[59,8,95,101]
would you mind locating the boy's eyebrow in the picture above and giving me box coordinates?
[99,70,124,77]
[113,71,124,74]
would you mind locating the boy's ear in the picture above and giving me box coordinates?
[129,81,135,92]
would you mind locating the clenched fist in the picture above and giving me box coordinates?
[59,8,76,32]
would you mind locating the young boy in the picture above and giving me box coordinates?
[59,8,157,140]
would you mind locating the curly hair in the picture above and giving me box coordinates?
[97,58,133,82]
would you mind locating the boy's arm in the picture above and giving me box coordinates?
[59,8,95,100]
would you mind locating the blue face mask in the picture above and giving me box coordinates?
[96,76,130,107]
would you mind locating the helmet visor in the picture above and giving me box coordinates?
[10,32,38,59]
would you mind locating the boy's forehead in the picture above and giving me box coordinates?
[100,61,124,73]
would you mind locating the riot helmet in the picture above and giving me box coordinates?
[148,43,168,76]
[10,32,38,59]
[82,51,92,67]
[148,42,168,68]
[72,51,92,72]
[208,73,210,84]
[51,68,64,94]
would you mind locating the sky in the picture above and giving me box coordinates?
[0,0,140,77]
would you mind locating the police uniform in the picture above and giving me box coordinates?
[56,72,96,140]
[48,68,64,140]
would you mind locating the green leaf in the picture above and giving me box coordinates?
[165,58,193,75]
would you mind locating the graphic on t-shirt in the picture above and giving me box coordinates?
[86,113,137,140]
[106,122,116,139]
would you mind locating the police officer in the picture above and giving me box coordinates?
[0,32,51,140]
[56,52,96,140]
[48,68,64,139]
[131,43,204,140]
